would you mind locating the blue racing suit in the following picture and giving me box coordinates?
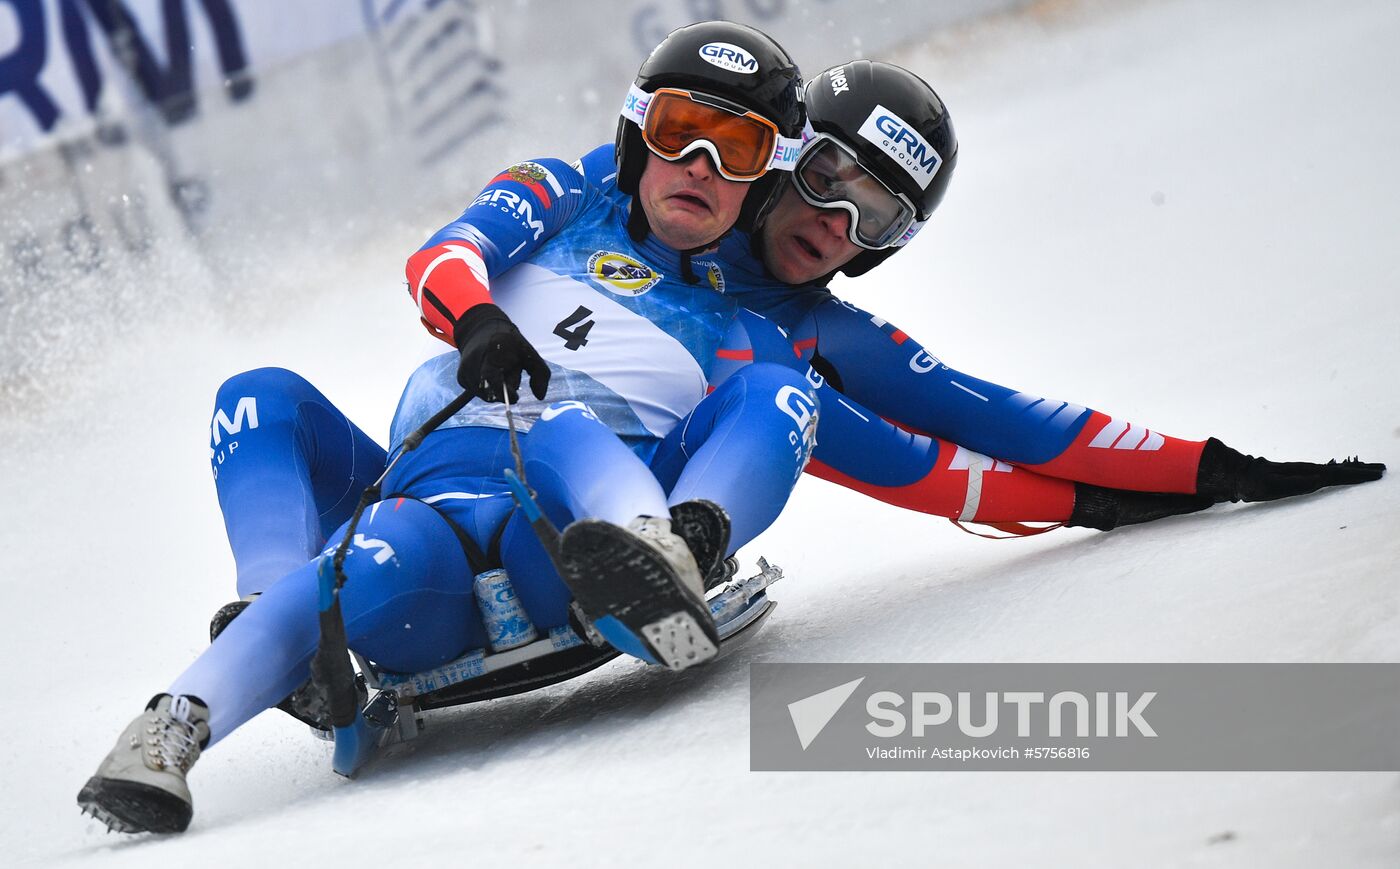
[575,143,1208,528]
[180,156,816,744]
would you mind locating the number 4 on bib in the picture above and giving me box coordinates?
[553,306,595,351]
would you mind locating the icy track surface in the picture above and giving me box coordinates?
[5,0,1399,865]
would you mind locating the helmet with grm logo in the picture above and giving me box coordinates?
[615,21,805,243]
[799,60,957,278]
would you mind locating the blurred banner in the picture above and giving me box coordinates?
[0,0,1024,403]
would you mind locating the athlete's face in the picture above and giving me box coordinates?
[759,183,863,285]
[637,151,750,251]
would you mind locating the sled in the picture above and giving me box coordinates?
[323,557,784,776]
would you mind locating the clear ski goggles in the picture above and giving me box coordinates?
[622,84,803,182]
[791,133,922,250]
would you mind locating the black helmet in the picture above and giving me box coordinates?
[801,60,957,278]
[615,21,805,243]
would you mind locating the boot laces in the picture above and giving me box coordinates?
[630,517,702,596]
[631,517,677,550]
[144,697,202,772]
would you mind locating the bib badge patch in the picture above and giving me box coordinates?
[504,162,548,184]
[490,161,564,207]
[588,251,662,296]
[694,260,726,294]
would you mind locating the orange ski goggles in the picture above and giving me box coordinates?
[622,85,803,182]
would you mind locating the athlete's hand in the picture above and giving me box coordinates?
[1196,437,1385,503]
[454,303,551,403]
[1068,484,1216,530]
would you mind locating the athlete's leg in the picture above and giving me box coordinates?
[80,495,485,833]
[650,362,817,550]
[492,402,671,630]
[518,401,672,526]
[210,368,387,598]
[509,402,714,666]
[498,512,572,631]
[169,497,484,746]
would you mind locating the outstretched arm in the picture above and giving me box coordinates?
[788,298,1383,502]
[714,310,1217,529]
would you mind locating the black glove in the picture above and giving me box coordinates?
[1068,484,1216,531]
[454,303,551,403]
[1196,437,1385,503]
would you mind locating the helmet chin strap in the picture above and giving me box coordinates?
[626,199,650,242]
[627,200,727,285]
[679,253,699,285]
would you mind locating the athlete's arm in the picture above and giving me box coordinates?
[789,298,1384,502]
[406,159,591,346]
[788,297,1206,493]
[715,311,1220,528]
[714,310,1077,524]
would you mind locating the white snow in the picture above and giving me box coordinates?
[4,0,1399,865]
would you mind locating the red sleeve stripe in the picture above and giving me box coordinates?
[715,348,754,360]
[491,172,553,208]
[889,329,909,345]
[489,163,566,207]
[412,242,487,321]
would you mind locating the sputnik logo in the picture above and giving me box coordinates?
[787,677,864,750]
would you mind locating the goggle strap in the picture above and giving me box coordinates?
[621,83,651,128]
[770,134,804,172]
[892,218,927,248]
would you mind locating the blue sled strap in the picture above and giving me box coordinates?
[316,388,476,777]
[310,556,378,776]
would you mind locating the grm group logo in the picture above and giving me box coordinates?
[472,188,545,239]
[909,349,942,373]
[857,105,943,187]
[774,385,819,480]
[698,42,758,75]
[210,396,258,446]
